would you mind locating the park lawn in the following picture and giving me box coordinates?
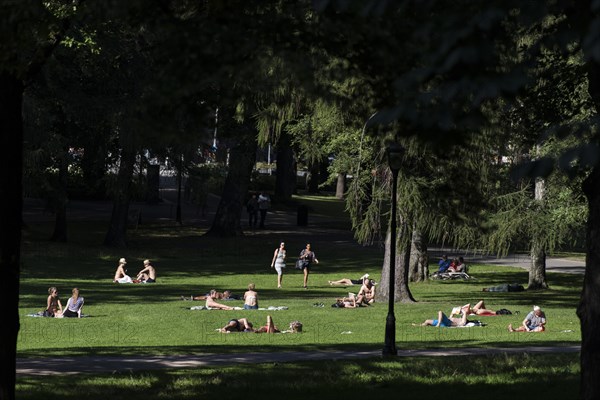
[18,215,582,357]
[16,353,580,400]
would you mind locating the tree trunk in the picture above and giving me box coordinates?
[207,128,257,237]
[50,147,69,242]
[176,154,182,224]
[409,228,429,282]
[577,5,600,395]
[335,173,346,199]
[528,176,548,289]
[274,131,296,201]
[579,165,600,400]
[528,241,548,290]
[104,144,137,247]
[0,73,23,400]
[377,217,416,303]
[579,41,600,399]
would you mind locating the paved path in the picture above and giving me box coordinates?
[17,346,580,376]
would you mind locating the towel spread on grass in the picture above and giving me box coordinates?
[26,312,89,318]
[190,306,288,311]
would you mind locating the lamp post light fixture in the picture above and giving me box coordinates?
[383,143,404,356]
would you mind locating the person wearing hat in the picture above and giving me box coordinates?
[113,258,133,283]
[508,305,546,332]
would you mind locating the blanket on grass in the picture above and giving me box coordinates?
[27,312,89,318]
[190,305,288,311]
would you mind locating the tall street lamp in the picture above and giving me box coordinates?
[383,143,404,356]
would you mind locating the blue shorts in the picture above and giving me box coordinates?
[244,304,258,310]
[432,314,452,327]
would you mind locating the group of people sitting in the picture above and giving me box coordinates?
[329,274,376,308]
[437,255,467,273]
[113,258,157,283]
[419,300,546,332]
[43,287,85,318]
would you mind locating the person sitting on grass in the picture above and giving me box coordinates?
[206,290,234,310]
[243,283,259,310]
[328,273,371,286]
[448,257,466,273]
[183,290,235,301]
[420,305,470,327]
[509,305,546,332]
[44,287,63,318]
[356,277,376,305]
[219,318,253,333]
[438,254,452,272]
[113,258,133,283]
[135,259,156,283]
[62,288,84,318]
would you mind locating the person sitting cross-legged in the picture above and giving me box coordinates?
[509,305,546,332]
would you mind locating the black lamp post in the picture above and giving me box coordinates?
[383,143,404,356]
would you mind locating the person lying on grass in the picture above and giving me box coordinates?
[219,316,302,334]
[255,316,303,333]
[464,300,497,316]
[328,273,372,286]
[509,305,546,332]
[219,318,253,333]
[420,305,470,327]
[333,295,358,308]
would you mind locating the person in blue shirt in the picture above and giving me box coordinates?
[438,254,451,272]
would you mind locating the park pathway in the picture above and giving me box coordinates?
[17,346,580,376]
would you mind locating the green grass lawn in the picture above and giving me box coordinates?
[17,195,584,398]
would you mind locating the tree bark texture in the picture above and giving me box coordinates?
[207,129,257,237]
[409,228,429,282]
[335,173,346,199]
[103,143,137,247]
[0,73,24,400]
[528,241,548,290]
[377,219,416,303]
[274,131,296,201]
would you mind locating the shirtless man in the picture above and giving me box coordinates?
[113,258,132,283]
[136,259,157,283]
[356,277,376,305]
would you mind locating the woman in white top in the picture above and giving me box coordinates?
[62,288,84,318]
[270,242,286,288]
